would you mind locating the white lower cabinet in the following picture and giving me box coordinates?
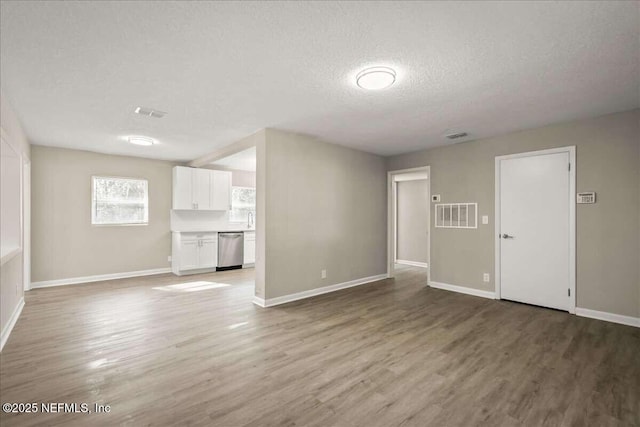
[244,231,255,264]
[172,232,218,275]
[198,239,217,268]
[179,239,200,271]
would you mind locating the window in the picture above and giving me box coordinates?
[229,186,256,223]
[92,176,148,225]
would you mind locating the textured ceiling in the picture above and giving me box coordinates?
[1,1,638,161]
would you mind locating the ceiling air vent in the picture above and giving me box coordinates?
[134,106,167,118]
[445,132,468,140]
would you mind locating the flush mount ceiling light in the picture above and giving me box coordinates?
[128,136,156,146]
[356,66,396,90]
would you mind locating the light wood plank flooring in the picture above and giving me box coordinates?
[1,266,639,426]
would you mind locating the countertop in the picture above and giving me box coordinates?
[172,229,255,233]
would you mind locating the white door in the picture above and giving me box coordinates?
[199,239,217,268]
[211,170,231,211]
[193,169,211,210]
[498,150,572,311]
[179,240,199,270]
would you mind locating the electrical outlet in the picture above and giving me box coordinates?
[482,215,489,225]
[167,255,172,262]
[483,273,490,282]
[321,269,327,279]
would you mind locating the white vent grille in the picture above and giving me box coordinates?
[435,203,477,228]
[445,132,468,140]
[134,106,167,118]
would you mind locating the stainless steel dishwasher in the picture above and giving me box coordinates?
[217,232,244,270]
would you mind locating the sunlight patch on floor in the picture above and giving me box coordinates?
[88,358,109,369]
[229,322,248,330]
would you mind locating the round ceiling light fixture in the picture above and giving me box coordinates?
[128,136,156,146]
[356,66,396,90]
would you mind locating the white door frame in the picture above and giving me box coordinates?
[23,160,31,291]
[494,146,576,313]
[387,166,430,281]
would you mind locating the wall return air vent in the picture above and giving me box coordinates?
[445,132,468,140]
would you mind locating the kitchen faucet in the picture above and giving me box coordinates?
[247,211,254,229]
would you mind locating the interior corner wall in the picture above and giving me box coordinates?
[262,128,387,300]
[387,109,640,318]
[0,92,30,345]
[30,146,176,283]
[254,130,267,299]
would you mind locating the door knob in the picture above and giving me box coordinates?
[502,234,514,239]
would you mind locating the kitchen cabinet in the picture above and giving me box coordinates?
[193,168,212,210]
[178,239,199,271]
[211,170,231,211]
[244,231,255,264]
[172,166,231,211]
[172,232,218,275]
[198,238,217,268]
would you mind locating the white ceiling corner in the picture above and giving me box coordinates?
[210,147,256,172]
[1,1,638,161]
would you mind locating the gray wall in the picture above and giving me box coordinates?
[396,179,429,263]
[387,109,640,318]
[263,129,387,299]
[0,92,30,340]
[31,146,176,282]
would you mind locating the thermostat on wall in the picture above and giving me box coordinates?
[577,192,596,204]
[431,194,441,202]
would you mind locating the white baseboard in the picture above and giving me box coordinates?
[253,274,387,308]
[396,260,429,268]
[31,268,172,289]
[252,296,266,307]
[429,281,496,300]
[1,297,24,352]
[575,308,640,328]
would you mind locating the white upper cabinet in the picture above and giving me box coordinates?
[193,168,212,210]
[172,166,231,211]
[211,170,231,211]
[173,166,194,210]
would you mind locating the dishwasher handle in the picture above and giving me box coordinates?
[220,233,244,238]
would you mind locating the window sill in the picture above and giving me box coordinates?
[91,223,149,227]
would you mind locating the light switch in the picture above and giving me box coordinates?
[482,215,489,225]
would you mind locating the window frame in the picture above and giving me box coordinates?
[91,175,149,226]
[228,185,256,225]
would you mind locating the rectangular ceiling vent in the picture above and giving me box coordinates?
[445,132,468,140]
[134,106,167,119]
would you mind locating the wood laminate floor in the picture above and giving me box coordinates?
[1,266,639,426]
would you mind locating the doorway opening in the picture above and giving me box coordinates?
[387,166,430,282]
[494,147,576,312]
